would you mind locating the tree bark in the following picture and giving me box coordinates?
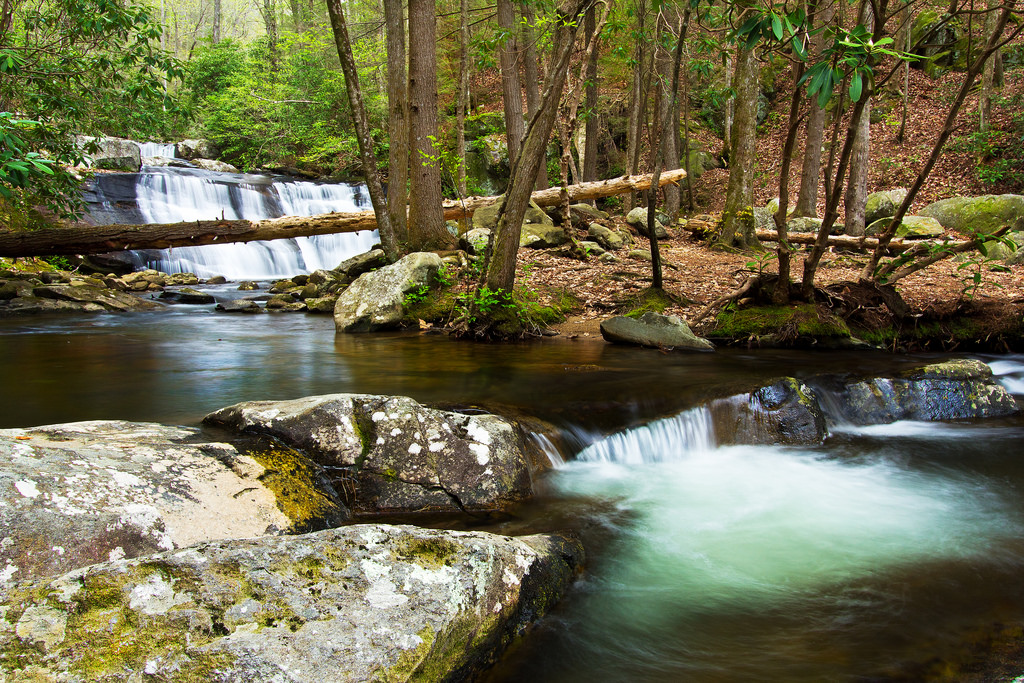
[582,6,600,187]
[520,2,548,190]
[456,0,471,200]
[257,0,278,71]
[655,10,680,218]
[5,171,686,258]
[485,0,598,293]
[326,0,398,261]
[497,0,526,164]
[212,0,222,43]
[384,0,409,246]
[843,97,871,236]
[406,0,452,250]
[716,43,759,249]
[624,0,649,211]
[793,0,831,218]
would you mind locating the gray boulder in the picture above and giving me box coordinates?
[520,222,566,248]
[0,421,347,585]
[459,227,491,255]
[159,287,215,305]
[76,136,141,171]
[334,248,388,279]
[177,138,220,160]
[205,393,534,515]
[919,194,1024,236]
[625,207,670,240]
[192,158,240,173]
[600,312,714,352]
[216,299,264,313]
[569,203,609,227]
[827,359,1018,425]
[334,252,441,332]
[0,524,583,682]
[31,284,162,312]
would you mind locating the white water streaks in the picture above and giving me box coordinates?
[989,357,1024,395]
[544,407,1024,681]
[133,167,378,279]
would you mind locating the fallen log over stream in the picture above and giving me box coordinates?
[0,169,686,257]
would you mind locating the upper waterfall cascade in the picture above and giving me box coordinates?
[86,164,378,279]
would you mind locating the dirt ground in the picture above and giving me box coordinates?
[516,215,1024,346]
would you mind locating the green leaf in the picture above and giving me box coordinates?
[771,14,783,40]
[849,71,863,102]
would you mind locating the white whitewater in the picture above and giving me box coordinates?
[550,395,1024,680]
[138,141,177,158]
[133,167,377,279]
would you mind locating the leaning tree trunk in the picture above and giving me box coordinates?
[521,2,548,190]
[406,0,452,251]
[716,44,759,249]
[326,0,398,260]
[485,0,600,294]
[384,0,409,247]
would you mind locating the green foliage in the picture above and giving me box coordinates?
[0,0,180,226]
[949,91,1024,188]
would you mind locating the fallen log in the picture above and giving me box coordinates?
[0,169,686,257]
[752,229,977,253]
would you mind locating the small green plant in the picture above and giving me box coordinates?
[744,250,778,275]
[403,284,431,307]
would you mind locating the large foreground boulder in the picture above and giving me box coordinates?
[0,524,584,681]
[919,194,1024,235]
[76,136,142,171]
[601,312,714,352]
[0,421,348,585]
[205,394,534,515]
[334,252,442,332]
[821,358,1019,424]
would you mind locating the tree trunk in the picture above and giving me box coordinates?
[582,6,600,188]
[624,0,649,211]
[325,0,398,260]
[520,2,548,191]
[406,0,452,251]
[258,0,278,70]
[716,44,759,249]
[456,0,471,200]
[656,10,680,218]
[843,97,871,236]
[384,0,409,247]
[1,171,685,258]
[979,0,999,133]
[483,0,614,297]
[722,52,733,161]
[497,0,526,164]
[793,0,831,218]
[212,0,222,43]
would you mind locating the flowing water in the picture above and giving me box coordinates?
[84,166,378,278]
[3,304,1024,680]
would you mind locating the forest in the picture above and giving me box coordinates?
[1,0,1023,338]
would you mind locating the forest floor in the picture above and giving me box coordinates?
[508,60,1024,349]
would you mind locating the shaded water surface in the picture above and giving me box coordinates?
[3,310,1024,681]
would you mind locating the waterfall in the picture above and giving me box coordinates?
[575,407,716,464]
[106,167,378,279]
[139,141,177,158]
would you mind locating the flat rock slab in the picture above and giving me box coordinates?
[205,394,534,515]
[601,312,714,352]
[0,524,584,682]
[0,421,348,585]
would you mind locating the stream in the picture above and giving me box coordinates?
[8,162,1024,680]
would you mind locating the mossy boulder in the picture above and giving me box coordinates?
[520,223,567,249]
[709,378,827,446]
[204,393,535,515]
[0,421,347,585]
[588,224,624,250]
[472,197,554,233]
[865,215,945,238]
[712,304,852,346]
[600,312,714,352]
[919,194,1024,236]
[864,188,909,224]
[333,252,442,332]
[825,358,1018,425]
[0,524,583,681]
